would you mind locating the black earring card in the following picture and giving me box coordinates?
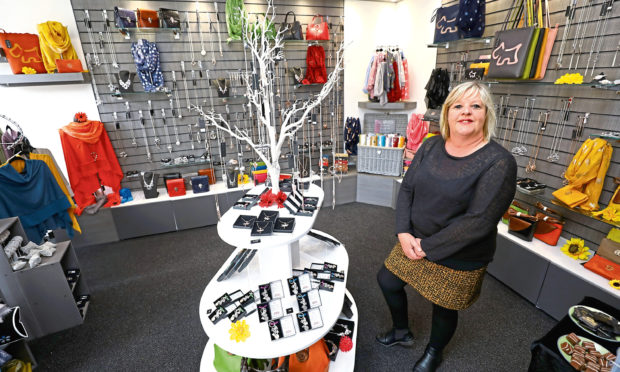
[258,280,284,302]
[233,215,256,229]
[287,273,312,295]
[296,209,314,217]
[208,302,235,324]
[213,293,231,308]
[297,288,322,312]
[258,210,279,222]
[317,279,335,292]
[238,290,256,307]
[330,271,345,282]
[268,315,296,341]
[257,298,284,322]
[297,308,324,332]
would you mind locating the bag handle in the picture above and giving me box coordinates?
[284,11,296,24]
[311,15,325,25]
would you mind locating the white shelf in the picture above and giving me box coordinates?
[496,223,617,298]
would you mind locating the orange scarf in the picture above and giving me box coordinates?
[60,120,104,144]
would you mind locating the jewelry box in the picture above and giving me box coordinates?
[296,308,323,332]
[257,298,284,322]
[233,215,256,229]
[233,201,254,210]
[268,315,296,341]
[274,217,295,233]
[251,220,274,236]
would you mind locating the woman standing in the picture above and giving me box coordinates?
[376,82,517,372]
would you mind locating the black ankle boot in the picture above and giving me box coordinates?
[375,328,414,347]
[413,344,442,372]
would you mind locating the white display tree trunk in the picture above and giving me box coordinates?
[194,0,344,193]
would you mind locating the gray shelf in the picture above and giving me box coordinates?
[358,101,417,111]
[0,72,89,87]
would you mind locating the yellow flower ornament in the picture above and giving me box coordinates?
[21,67,37,75]
[229,319,250,342]
[561,238,591,260]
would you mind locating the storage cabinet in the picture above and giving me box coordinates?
[0,217,90,340]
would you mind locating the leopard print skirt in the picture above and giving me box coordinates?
[384,242,487,310]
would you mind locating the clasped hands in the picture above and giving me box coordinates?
[398,233,426,260]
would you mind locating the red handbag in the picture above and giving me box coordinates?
[0,29,46,74]
[533,213,563,246]
[306,15,329,40]
[166,179,186,197]
[584,254,620,280]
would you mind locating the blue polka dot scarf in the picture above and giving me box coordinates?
[131,39,164,92]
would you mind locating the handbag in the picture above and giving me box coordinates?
[487,0,536,79]
[114,7,137,29]
[191,175,210,194]
[137,8,160,28]
[0,29,46,74]
[584,254,620,280]
[198,168,216,185]
[163,172,182,192]
[597,238,620,265]
[306,15,329,41]
[534,24,558,80]
[464,68,485,80]
[213,344,276,372]
[279,11,303,40]
[277,339,329,372]
[502,201,528,224]
[166,179,186,197]
[159,8,180,29]
[533,213,563,246]
[56,59,83,73]
[507,212,538,242]
[432,5,461,44]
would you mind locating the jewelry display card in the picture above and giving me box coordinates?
[287,273,312,295]
[330,271,345,282]
[228,302,257,322]
[233,215,257,229]
[274,217,295,233]
[257,210,279,222]
[296,288,322,311]
[304,197,319,206]
[302,204,317,211]
[207,302,236,324]
[251,220,274,236]
[257,298,284,322]
[296,209,314,217]
[238,290,256,307]
[316,279,335,292]
[323,262,337,271]
[233,201,254,210]
[268,315,296,341]
[258,280,284,302]
[297,308,324,332]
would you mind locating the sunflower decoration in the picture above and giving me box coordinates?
[229,319,250,342]
[21,67,37,75]
[74,112,88,123]
[561,238,591,260]
[610,279,620,290]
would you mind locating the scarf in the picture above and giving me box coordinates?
[60,120,104,144]
[131,40,164,92]
[37,21,78,73]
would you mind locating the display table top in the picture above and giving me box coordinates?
[217,184,325,250]
[199,230,348,359]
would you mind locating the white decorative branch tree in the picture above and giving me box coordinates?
[193,0,344,193]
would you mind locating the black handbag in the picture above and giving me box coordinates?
[141,172,159,199]
[464,68,485,80]
[159,8,181,29]
[279,11,302,40]
[114,6,137,29]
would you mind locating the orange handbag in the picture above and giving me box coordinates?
[584,254,620,280]
[197,168,216,185]
[56,59,83,73]
[0,29,46,74]
[137,9,160,28]
[277,339,330,372]
[533,213,563,246]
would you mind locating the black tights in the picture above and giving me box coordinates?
[377,265,458,351]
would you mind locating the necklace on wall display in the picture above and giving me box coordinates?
[118,71,132,90]
[142,172,155,190]
[217,79,228,94]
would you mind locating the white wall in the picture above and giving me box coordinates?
[343,0,439,124]
[0,0,99,177]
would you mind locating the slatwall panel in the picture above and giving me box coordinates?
[433,0,620,247]
[70,0,345,191]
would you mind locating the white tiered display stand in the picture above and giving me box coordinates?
[199,184,357,371]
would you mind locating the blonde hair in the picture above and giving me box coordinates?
[439,82,496,142]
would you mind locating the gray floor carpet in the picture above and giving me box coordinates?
[29,203,555,371]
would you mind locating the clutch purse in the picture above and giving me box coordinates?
[56,59,83,73]
[163,172,181,192]
[464,68,484,80]
[597,238,620,265]
[114,7,137,28]
[502,201,528,224]
[166,179,186,197]
[0,30,46,74]
[584,254,620,280]
[533,213,563,246]
[159,8,180,28]
[137,8,160,28]
[198,168,216,185]
[191,175,210,194]
[507,212,538,242]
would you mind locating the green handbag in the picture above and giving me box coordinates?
[502,202,529,224]
[213,344,282,372]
